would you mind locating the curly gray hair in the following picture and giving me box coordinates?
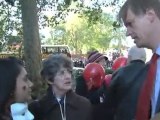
[41,54,73,82]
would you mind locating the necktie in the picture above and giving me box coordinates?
[136,53,159,120]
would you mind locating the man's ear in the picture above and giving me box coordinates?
[46,80,54,85]
[146,9,156,23]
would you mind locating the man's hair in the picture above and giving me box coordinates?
[41,54,73,82]
[118,0,160,23]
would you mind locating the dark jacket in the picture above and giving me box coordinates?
[29,88,92,120]
[104,60,149,120]
[75,75,108,120]
[75,75,107,104]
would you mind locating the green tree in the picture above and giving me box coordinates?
[45,12,125,54]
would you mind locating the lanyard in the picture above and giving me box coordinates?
[58,96,66,120]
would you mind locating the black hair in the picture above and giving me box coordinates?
[0,57,24,115]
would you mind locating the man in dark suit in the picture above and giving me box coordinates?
[104,46,148,120]
[110,0,160,119]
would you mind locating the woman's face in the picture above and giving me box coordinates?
[14,67,33,103]
[52,67,72,93]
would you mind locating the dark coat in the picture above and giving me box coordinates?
[75,75,107,104]
[75,75,108,120]
[104,60,149,120]
[29,88,92,120]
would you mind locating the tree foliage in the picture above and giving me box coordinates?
[0,0,122,47]
[0,1,23,51]
[44,12,125,54]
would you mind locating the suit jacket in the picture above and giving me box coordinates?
[104,60,149,120]
[29,88,92,120]
[156,92,160,113]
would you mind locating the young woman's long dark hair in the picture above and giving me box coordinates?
[0,57,23,119]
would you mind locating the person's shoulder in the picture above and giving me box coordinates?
[67,91,92,111]
[69,91,91,104]
[113,63,136,76]
[111,67,123,78]
[121,61,146,74]
[29,98,43,110]
[111,63,140,81]
[29,93,48,110]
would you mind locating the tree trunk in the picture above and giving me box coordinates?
[20,0,43,98]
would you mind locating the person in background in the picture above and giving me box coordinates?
[0,57,34,120]
[75,50,108,120]
[76,50,107,104]
[127,45,146,64]
[29,54,92,120]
